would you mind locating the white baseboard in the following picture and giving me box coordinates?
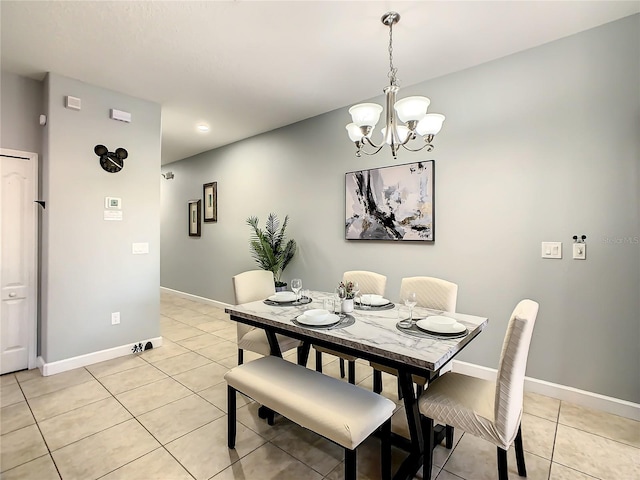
[37,336,163,377]
[452,360,640,421]
[161,286,232,309]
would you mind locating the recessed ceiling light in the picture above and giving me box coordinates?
[197,124,210,132]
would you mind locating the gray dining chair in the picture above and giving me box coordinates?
[232,270,301,365]
[314,270,387,384]
[371,276,458,399]
[419,299,539,480]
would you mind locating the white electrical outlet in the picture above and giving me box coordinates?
[111,312,120,325]
[573,243,586,260]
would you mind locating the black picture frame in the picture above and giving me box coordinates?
[188,200,201,237]
[203,181,217,222]
[345,160,435,241]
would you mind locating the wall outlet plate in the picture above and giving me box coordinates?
[573,243,586,260]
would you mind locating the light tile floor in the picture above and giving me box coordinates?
[1,292,638,479]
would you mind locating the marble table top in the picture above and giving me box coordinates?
[225,290,488,372]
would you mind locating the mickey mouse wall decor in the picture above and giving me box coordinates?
[94,144,128,173]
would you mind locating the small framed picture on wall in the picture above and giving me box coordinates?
[203,182,217,222]
[188,200,201,237]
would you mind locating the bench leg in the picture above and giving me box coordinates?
[339,358,346,379]
[348,360,356,384]
[227,386,236,449]
[315,350,323,373]
[237,348,243,366]
[344,448,357,480]
[373,369,383,394]
[381,418,392,480]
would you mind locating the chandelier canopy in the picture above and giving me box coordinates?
[346,12,445,159]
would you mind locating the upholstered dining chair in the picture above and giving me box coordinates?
[232,270,301,365]
[371,276,458,399]
[418,299,539,480]
[314,270,387,384]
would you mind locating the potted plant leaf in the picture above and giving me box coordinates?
[246,213,297,290]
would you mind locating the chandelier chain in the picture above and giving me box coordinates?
[388,20,398,86]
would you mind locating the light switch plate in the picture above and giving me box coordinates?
[132,243,149,255]
[541,242,562,259]
[573,243,586,260]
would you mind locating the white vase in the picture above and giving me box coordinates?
[342,298,354,313]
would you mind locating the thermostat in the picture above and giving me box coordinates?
[105,197,122,209]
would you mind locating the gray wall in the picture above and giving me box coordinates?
[161,15,640,403]
[1,71,43,154]
[38,73,161,362]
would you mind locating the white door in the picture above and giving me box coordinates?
[0,149,38,374]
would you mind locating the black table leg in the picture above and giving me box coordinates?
[257,328,283,421]
[392,370,425,480]
[297,342,311,366]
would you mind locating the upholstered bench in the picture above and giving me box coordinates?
[225,356,396,480]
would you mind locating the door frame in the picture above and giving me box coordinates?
[1,148,38,370]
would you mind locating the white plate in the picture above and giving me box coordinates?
[296,313,340,326]
[268,292,297,303]
[416,318,466,334]
[304,309,330,322]
[360,295,391,306]
[426,315,456,326]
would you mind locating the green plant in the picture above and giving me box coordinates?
[247,213,297,286]
[338,281,356,299]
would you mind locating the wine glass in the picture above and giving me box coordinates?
[404,292,417,325]
[291,278,302,305]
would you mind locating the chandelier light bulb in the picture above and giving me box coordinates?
[416,114,446,136]
[349,103,383,128]
[346,123,364,142]
[381,126,410,144]
[394,96,431,124]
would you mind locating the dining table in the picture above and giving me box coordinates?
[225,290,488,480]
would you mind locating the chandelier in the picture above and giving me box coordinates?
[346,12,445,159]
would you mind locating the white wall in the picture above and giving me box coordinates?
[161,15,640,403]
[40,73,161,362]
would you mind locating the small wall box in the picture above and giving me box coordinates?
[105,197,122,209]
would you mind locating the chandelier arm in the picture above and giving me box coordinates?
[358,137,385,156]
[361,136,383,150]
[400,142,434,153]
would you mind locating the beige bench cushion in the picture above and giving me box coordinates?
[225,356,396,450]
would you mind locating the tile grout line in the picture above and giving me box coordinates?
[86,365,201,480]
[8,372,64,479]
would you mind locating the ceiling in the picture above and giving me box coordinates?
[2,1,638,165]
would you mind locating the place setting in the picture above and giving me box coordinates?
[355,294,395,311]
[396,314,468,339]
[263,278,312,306]
[292,305,355,330]
[394,292,468,339]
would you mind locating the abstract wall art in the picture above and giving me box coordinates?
[345,161,435,241]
